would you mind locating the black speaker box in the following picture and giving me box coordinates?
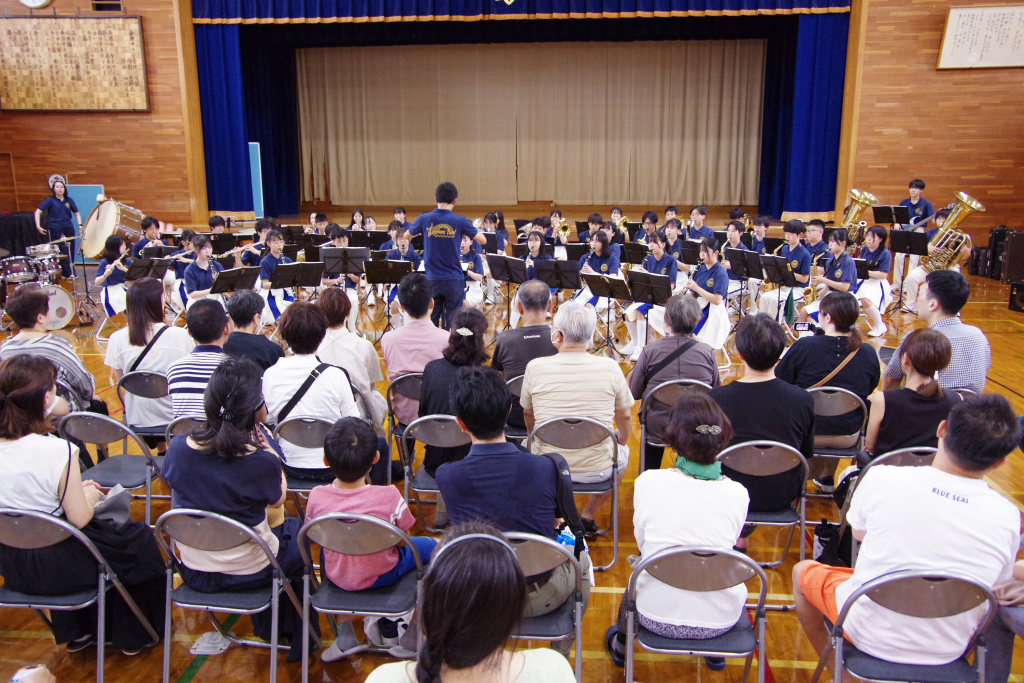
[1010,283,1024,313]
[974,247,991,278]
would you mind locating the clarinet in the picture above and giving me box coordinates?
[584,245,595,272]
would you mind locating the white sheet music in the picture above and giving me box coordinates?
[938,5,1024,68]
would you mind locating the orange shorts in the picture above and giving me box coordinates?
[798,562,854,624]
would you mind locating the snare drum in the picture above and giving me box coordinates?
[26,244,59,259]
[0,256,39,283]
[33,255,63,277]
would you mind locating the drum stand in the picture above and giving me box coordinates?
[70,240,102,329]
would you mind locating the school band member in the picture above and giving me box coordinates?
[634,212,658,245]
[480,212,508,302]
[307,211,319,233]
[34,176,81,279]
[577,213,602,244]
[899,179,934,228]
[721,220,760,315]
[384,235,423,328]
[576,230,621,313]
[549,209,569,260]
[804,220,829,261]
[855,225,893,337]
[306,212,328,235]
[621,232,678,361]
[750,216,770,254]
[600,222,623,260]
[687,205,715,242]
[394,206,413,232]
[131,217,169,258]
[167,230,197,313]
[686,237,730,349]
[758,220,811,321]
[609,207,628,244]
[94,235,131,317]
[508,231,553,329]
[663,206,678,226]
[258,229,295,325]
[363,216,377,231]
[901,209,971,313]
[460,234,485,307]
[208,215,227,233]
[663,218,685,270]
[348,208,365,231]
[241,218,273,268]
[380,221,402,252]
[318,225,362,333]
[799,228,859,324]
[183,235,224,308]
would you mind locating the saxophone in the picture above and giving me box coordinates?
[804,252,826,303]
[760,243,787,293]
[920,192,983,273]
[840,188,880,256]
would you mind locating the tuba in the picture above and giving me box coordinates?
[920,192,982,273]
[840,189,879,256]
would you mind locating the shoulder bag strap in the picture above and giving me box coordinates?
[643,338,699,389]
[810,348,859,388]
[129,325,170,373]
[538,451,585,559]
[277,363,332,425]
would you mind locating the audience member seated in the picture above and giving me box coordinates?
[708,315,814,551]
[261,302,376,482]
[865,328,960,462]
[0,355,166,656]
[315,287,389,430]
[775,291,881,491]
[436,366,592,653]
[520,300,633,535]
[166,299,229,420]
[629,295,720,471]
[380,273,449,430]
[104,277,195,452]
[490,280,557,435]
[883,269,990,396]
[162,358,313,650]
[794,394,1021,669]
[418,306,489,526]
[223,289,284,372]
[365,523,577,683]
[605,394,748,670]
[305,418,437,662]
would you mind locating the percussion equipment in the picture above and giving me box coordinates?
[33,256,63,281]
[1,256,39,283]
[41,284,75,330]
[921,192,983,273]
[81,196,145,259]
[26,244,59,259]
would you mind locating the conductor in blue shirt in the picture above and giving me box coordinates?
[405,182,486,329]
[34,176,81,279]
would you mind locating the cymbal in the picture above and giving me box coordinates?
[0,248,9,258]
[46,235,77,244]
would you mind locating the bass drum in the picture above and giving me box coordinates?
[81,198,145,260]
[41,284,75,330]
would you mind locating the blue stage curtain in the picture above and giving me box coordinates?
[239,33,298,218]
[193,0,849,22]
[195,24,254,212]
[758,12,847,218]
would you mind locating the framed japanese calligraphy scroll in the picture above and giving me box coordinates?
[0,15,148,111]
[938,5,1024,69]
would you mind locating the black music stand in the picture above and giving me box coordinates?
[759,254,800,325]
[210,267,262,296]
[347,230,391,252]
[740,250,766,281]
[620,243,650,269]
[281,245,301,262]
[371,249,390,261]
[532,259,582,291]
[624,270,673,348]
[321,247,368,276]
[873,205,912,229]
[486,254,529,333]
[853,258,870,280]
[410,234,423,251]
[580,273,631,358]
[574,221,588,234]
[625,222,642,235]
[480,232,500,254]
[268,262,326,297]
[364,260,414,340]
[679,241,702,267]
[512,243,554,259]
[141,244,178,258]
[723,248,753,315]
[124,258,172,282]
[565,243,590,262]
[889,230,930,314]
[200,233,236,254]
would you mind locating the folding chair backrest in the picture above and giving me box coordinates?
[505,533,574,577]
[506,375,525,398]
[55,378,77,407]
[869,447,937,469]
[405,415,472,448]
[156,510,262,553]
[529,417,613,451]
[717,440,807,479]
[638,547,763,594]
[351,386,373,423]
[58,412,152,452]
[808,387,866,418]
[857,572,993,620]
[388,374,423,405]
[165,416,203,443]
[118,371,170,402]
[645,379,713,415]
[301,513,410,557]
[955,388,977,400]
[274,417,334,450]
[0,509,74,550]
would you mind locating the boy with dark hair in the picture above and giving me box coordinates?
[166,299,230,419]
[223,289,284,372]
[307,212,329,235]
[804,219,828,260]
[305,417,437,660]
[795,393,1020,669]
[729,208,745,221]
[208,215,226,233]
[758,220,811,320]
[242,218,274,267]
[577,213,603,243]
[899,178,934,228]
[750,216,770,254]
[688,205,714,241]
[132,218,169,258]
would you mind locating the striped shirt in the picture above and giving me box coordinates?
[886,316,990,395]
[166,346,226,419]
[0,334,95,411]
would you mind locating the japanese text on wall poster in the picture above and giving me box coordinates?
[939,5,1024,68]
[0,16,148,111]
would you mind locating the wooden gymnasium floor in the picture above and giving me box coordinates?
[0,272,1022,683]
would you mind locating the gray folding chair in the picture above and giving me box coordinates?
[350,385,373,424]
[955,388,978,400]
[716,440,808,574]
[506,532,585,683]
[164,416,204,445]
[808,387,868,497]
[154,509,320,683]
[404,414,472,533]
[527,416,620,571]
[297,513,426,683]
[638,379,713,474]
[504,375,528,441]
[809,570,997,683]
[272,416,335,515]
[116,371,171,444]
[624,546,768,683]
[0,508,160,683]
[56,378,104,470]
[57,412,164,525]
[385,373,423,485]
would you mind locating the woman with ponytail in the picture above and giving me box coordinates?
[864,328,961,462]
[162,357,315,647]
[366,522,575,683]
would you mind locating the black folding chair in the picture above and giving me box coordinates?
[163,416,204,445]
[0,508,160,683]
[638,378,713,474]
[272,416,335,516]
[116,371,171,445]
[385,373,423,486]
[504,375,528,441]
[808,387,868,497]
[404,414,472,533]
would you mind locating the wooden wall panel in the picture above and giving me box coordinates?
[0,0,205,225]
[850,0,1024,238]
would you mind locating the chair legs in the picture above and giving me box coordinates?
[96,572,106,683]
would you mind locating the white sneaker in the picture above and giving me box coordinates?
[630,346,644,362]
[868,324,887,338]
[619,339,637,356]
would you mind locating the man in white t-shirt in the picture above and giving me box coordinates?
[794,394,1023,668]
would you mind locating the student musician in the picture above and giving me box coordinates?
[319,225,362,333]
[621,232,678,361]
[384,234,423,328]
[663,206,678,225]
[687,206,715,242]
[686,237,730,348]
[634,212,658,245]
[508,231,553,329]
[461,234,485,307]
[600,222,623,260]
[183,235,224,308]
[804,220,829,261]
[722,220,759,315]
[259,229,295,324]
[663,218,685,270]
[363,216,377,231]
[381,221,402,252]
[899,178,934,228]
[306,212,328,235]
[208,215,227,233]
[897,209,958,304]
[758,220,812,321]
[577,213,602,244]
[483,212,510,253]
[855,225,893,337]
[348,208,365,231]
[577,229,621,313]
[750,216,770,254]
[799,228,859,324]
[609,207,628,244]
[167,230,197,313]
[394,206,412,231]
[94,235,131,318]
[132,217,169,258]
[241,218,273,268]
[308,212,319,233]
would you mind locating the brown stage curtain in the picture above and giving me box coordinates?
[298,40,764,206]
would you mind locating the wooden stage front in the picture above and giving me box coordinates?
[0,272,1021,683]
